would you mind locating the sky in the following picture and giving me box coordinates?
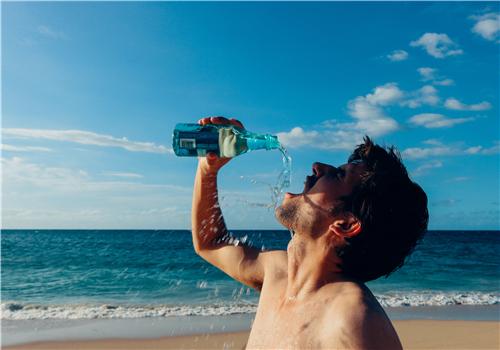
[2,2,499,230]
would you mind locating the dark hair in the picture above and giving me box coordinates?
[336,136,428,282]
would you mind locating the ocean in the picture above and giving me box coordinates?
[1,229,499,320]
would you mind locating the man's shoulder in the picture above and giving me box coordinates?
[328,281,387,324]
[322,280,374,305]
[347,281,378,301]
[319,282,402,349]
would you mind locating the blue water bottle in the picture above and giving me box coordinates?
[172,123,281,157]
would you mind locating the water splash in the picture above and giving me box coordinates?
[239,145,292,210]
[271,145,292,209]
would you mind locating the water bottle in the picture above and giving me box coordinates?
[172,123,281,157]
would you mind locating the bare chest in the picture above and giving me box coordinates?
[246,287,327,349]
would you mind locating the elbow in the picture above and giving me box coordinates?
[191,226,218,255]
[193,239,216,257]
[191,227,201,254]
[192,238,203,255]
[193,244,203,255]
[192,234,208,256]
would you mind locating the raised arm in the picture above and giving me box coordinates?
[191,116,285,291]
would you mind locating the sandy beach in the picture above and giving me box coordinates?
[5,320,499,350]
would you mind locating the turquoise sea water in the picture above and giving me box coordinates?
[1,230,499,319]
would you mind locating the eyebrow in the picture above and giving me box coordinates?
[349,159,363,165]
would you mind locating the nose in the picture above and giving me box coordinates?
[312,162,334,177]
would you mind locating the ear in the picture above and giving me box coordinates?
[329,213,362,239]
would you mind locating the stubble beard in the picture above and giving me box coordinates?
[276,195,333,239]
[275,199,300,231]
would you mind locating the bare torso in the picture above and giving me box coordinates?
[246,263,402,350]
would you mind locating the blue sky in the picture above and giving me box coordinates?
[2,2,499,229]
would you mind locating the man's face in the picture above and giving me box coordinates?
[275,160,367,235]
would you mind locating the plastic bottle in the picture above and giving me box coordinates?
[172,123,280,157]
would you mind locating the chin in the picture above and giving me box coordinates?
[274,200,299,230]
[274,205,288,228]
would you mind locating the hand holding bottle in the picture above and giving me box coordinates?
[197,116,245,175]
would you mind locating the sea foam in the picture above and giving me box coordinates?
[1,302,257,320]
[2,292,498,320]
[375,291,499,307]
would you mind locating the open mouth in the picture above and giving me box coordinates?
[303,175,318,193]
[285,175,318,199]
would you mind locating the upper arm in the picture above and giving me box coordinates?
[196,239,287,290]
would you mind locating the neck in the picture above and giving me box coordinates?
[285,233,345,301]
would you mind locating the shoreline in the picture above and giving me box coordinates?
[3,305,499,347]
[4,321,500,350]
[3,305,499,348]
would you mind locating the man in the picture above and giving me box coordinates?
[192,116,428,349]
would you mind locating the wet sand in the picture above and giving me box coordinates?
[5,320,499,349]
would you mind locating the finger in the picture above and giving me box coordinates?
[229,118,244,128]
[206,152,218,162]
[199,117,211,125]
[210,116,230,125]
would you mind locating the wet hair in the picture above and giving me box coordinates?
[335,136,428,282]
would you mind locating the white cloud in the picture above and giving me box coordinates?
[409,113,475,128]
[416,67,454,86]
[345,83,401,136]
[422,139,443,146]
[278,83,401,150]
[3,156,89,189]
[1,144,52,152]
[403,85,440,108]
[471,12,500,42]
[1,156,280,229]
[348,97,384,120]
[387,50,409,61]
[2,128,172,154]
[277,127,319,148]
[433,79,454,86]
[412,160,443,176]
[2,156,192,228]
[403,144,458,159]
[4,208,104,219]
[464,141,500,155]
[2,156,186,192]
[37,25,68,40]
[410,33,463,58]
[103,172,144,179]
[402,140,500,159]
[279,80,491,151]
[365,82,404,106]
[417,67,436,81]
[277,126,363,151]
[444,98,492,111]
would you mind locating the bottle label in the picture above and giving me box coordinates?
[218,128,248,157]
[179,138,196,149]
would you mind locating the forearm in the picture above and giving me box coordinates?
[191,163,228,252]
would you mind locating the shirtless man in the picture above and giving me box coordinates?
[192,116,428,349]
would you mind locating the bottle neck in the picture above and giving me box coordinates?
[246,134,280,151]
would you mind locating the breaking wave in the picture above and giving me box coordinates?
[2,292,498,320]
